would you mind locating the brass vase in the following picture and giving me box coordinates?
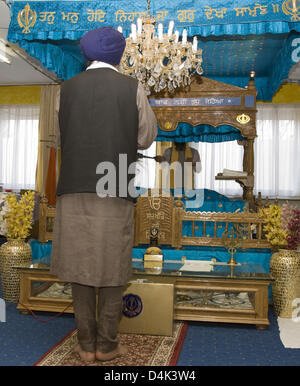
[270,249,300,318]
[0,239,32,302]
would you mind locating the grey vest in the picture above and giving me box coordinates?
[56,68,139,201]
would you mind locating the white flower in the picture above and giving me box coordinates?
[0,193,8,236]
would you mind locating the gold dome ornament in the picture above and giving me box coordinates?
[143,246,163,269]
[145,246,163,255]
[144,227,163,267]
[144,246,163,259]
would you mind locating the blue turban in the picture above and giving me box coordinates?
[80,27,126,65]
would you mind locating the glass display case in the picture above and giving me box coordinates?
[14,257,272,329]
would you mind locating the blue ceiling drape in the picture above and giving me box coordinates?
[7,0,300,100]
[6,0,300,142]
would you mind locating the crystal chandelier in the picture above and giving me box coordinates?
[118,3,203,94]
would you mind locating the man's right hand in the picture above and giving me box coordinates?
[154,155,164,163]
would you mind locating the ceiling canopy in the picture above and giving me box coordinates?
[6,0,300,100]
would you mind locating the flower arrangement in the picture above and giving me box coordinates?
[259,204,288,249]
[259,203,300,250]
[0,191,35,240]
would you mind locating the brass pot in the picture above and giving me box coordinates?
[270,249,300,318]
[0,239,32,302]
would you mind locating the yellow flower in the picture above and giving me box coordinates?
[260,204,289,248]
[4,191,35,239]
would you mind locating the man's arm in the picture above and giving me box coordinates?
[155,147,171,163]
[136,82,158,150]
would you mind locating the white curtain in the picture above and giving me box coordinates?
[1,103,299,198]
[181,104,300,199]
[190,141,243,196]
[0,105,39,191]
[134,142,156,189]
[255,104,300,198]
[192,104,300,198]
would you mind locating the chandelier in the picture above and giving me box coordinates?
[118,3,203,94]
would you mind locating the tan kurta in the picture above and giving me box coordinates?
[50,64,157,287]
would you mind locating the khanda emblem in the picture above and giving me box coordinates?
[122,294,143,318]
[236,113,250,125]
[282,0,300,21]
[148,197,161,211]
[17,4,37,34]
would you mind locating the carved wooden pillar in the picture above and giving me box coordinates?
[38,195,48,243]
[242,138,255,210]
[155,141,172,189]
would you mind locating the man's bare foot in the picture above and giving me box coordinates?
[95,344,127,361]
[74,344,95,362]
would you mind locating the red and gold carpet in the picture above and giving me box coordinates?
[34,322,188,366]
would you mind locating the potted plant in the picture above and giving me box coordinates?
[259,203,300,318]
[0,191,35,302]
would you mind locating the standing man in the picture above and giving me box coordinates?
[50,27,157,362]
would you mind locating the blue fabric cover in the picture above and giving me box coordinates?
[29,239,52,261]
[8,1,300,38]
[156,123,245,143]
[132,246,271,274]
[29,241,271,274]
[136,188,247,210]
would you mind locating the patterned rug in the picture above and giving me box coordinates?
[34,322,188,366]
